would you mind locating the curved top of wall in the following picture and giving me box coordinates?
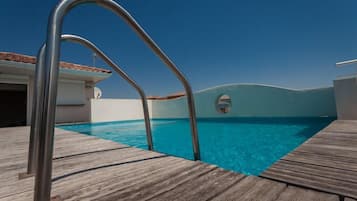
[151,83,336,118]
[165,83,333,102]
[196,83,332,95]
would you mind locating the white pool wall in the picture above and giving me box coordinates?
[90,99,153,122]
[151,84,337,119]
[90,84,337,123]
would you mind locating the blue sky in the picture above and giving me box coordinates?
[1,0,357,98]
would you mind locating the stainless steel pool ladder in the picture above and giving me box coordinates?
[34,1,200,200]
[26,34,154,176]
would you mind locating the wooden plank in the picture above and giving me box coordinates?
[323,120,357,133]
[53,156,184,189]
[52,149,163,178]
[283,151,357,172]
[308,136,357,147]
[303,142,357,152]
[0,142,126,173]
[345,198,357,201]
[54,157,196,201]
[0,147,153,185]
[107,163,222,201]
[142,168,245,201]
[0,129,126,161]
[0,177,34,199]
[262,166,357,199]
[0,149,164,199]
[316,131,357,139]
[275,186,339,201]
[63,162,211,201]
[298,144,357,158]
[263,120,357,199]
[211,176,286,201]
[0,191,32,201]
[272,160,357,183]
[0,157,188,201]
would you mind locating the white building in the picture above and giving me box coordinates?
[0,52,111,127]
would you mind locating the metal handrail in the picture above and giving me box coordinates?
[35,0,200,200]
[26,34,154,175]
[336,59,357,66]
[26,45,46,176]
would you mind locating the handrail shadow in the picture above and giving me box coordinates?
[52,155,169,182]
[53,146,131,160]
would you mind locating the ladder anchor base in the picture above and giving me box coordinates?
[18,172,35,180]
[51,195,62,201]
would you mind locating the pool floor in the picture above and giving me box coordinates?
[58,117,334,175]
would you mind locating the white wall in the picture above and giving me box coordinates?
[90,84,337,123]
[55,87,94,123]
[151,84,337,118]
[90,99,153,123]
[26,76,94,124]
[0,61,103,124]
[57,80,86,105]
[333,76,357,120]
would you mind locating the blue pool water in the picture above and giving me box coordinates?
[58,117,334,175]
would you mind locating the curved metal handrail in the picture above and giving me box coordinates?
[26,45,46,177]
[36,1,200,200]
[26,34,154,175]
[63,34,154,152]
[336,59,357,66]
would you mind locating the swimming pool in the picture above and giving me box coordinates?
[58,117,334,175]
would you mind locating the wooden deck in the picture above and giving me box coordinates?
[262,120,357,200]
[0,123,355,201]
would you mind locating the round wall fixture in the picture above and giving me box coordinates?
[216,94,232,114]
